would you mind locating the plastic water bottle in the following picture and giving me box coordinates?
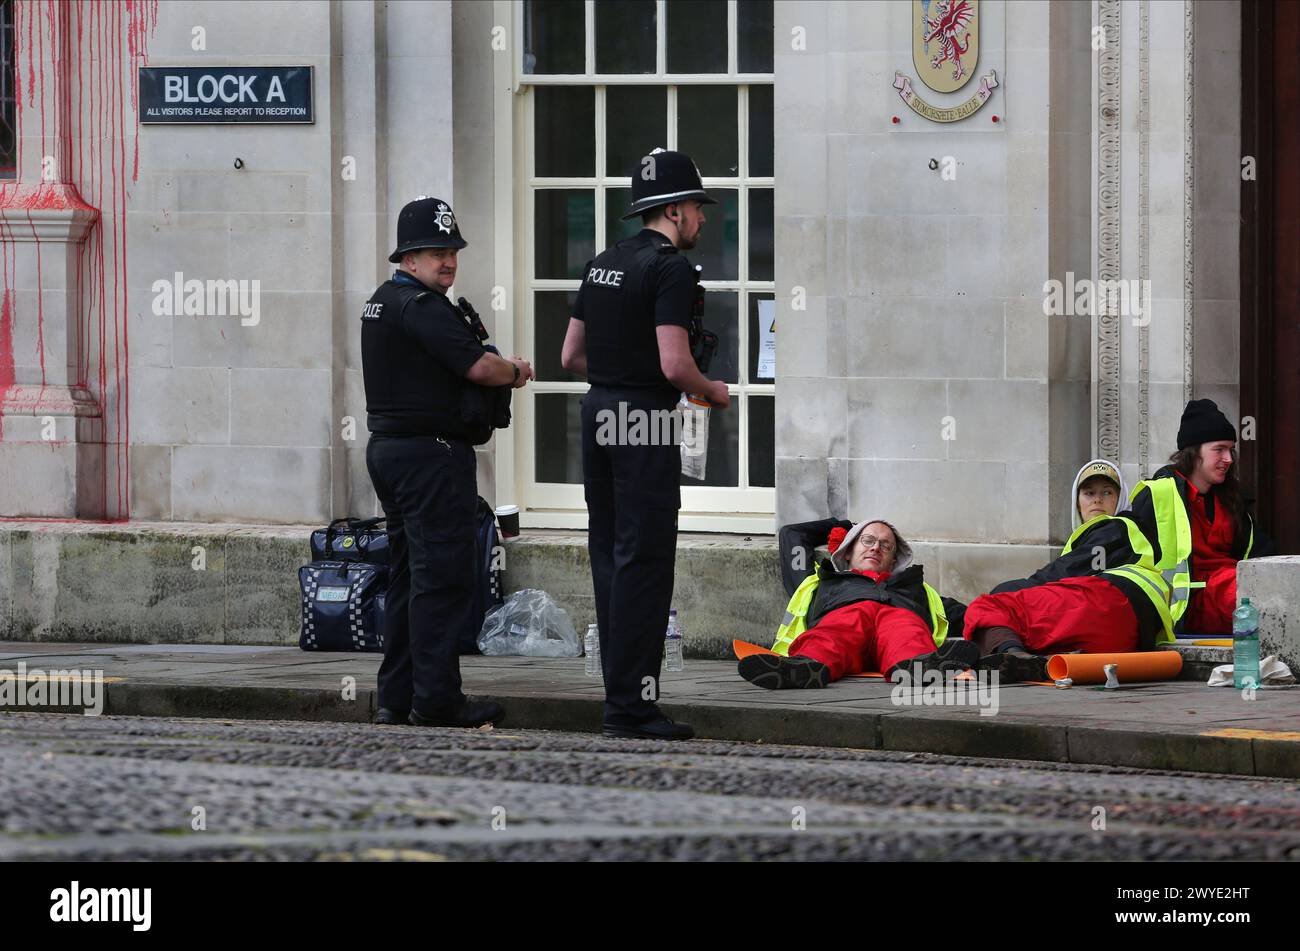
[664,609,684,672]
[1232,599,1261,689]
[584,624,601,677]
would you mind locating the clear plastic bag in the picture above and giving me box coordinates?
[476,588,581,657]
[679,393,710,481]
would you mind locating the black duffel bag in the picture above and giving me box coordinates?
[301,516,388,652]
[310,516,388,566]
[300,504,502,654]
[299,560,387,652]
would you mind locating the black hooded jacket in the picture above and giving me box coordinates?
[778,517,966,638]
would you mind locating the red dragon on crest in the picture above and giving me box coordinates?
[923,0,975,84]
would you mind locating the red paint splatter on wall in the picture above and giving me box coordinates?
[0,0,157,517]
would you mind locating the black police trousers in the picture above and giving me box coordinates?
[365,433,476,716]
[581,385,681,724]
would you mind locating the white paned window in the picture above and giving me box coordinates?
[512,0,775,532]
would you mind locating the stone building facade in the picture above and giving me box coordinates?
[0,0,1284,599]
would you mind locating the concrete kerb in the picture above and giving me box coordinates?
[1064,725,1257,777]
[17,679,1294,780]
[95,681,376,723]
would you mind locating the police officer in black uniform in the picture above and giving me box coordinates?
[362,197,534,727]
[560,150,731,740]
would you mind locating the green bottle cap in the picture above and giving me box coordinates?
[1241,598,1251,606]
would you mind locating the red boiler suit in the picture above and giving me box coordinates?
[786,571,938,679]
[961,575,1139,654]
[1177,473,1238,636]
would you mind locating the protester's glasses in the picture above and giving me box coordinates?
[858,536,895,554]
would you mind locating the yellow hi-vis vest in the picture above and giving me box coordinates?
[771,573,949,657]
[1061,514,1176,643]
[1129,477,1256,626]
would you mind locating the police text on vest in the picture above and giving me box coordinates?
[586,267,624,288]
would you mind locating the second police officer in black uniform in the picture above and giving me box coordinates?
[561,150,731,740]
[362,197,534,728]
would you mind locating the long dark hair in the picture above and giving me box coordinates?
[1169,444,1245,527]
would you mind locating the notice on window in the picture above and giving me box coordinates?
[757,299,776,379]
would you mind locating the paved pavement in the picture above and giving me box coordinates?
[2,712,1298,861]
[1,641,1297,778]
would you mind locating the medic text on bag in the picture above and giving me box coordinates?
[139,66,314,124]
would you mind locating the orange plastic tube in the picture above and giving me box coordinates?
[1045,651,1182,684]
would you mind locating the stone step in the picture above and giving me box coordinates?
[0,522,1292,673]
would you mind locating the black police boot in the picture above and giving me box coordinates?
[737,654,831,690]
[374,707,409,725]
[976,647,1050,684]
[408,700,506,728]
[602,715,695,740]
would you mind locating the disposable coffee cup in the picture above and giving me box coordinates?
[495,504,520,539]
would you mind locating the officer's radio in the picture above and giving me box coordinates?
[452,295,512,442]
[456,296,491,342]
[689,264,718,374]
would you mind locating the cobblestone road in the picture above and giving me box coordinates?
[3,713,1298,861]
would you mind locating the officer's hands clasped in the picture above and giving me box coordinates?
[508,357,535,388]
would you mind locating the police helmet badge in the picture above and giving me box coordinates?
[435,202,456,236]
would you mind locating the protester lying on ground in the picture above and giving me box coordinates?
[739,518,975,690]
[963,458,1174,683]
[1127,399,1273,637]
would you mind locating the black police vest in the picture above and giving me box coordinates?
[361,280,505,444]
[581,234,680,393]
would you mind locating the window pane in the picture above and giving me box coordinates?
[691,187,739,281]
[0,0,14,178]
[677,86,738,177]
[535,393,585,484]
[524,0,585,75]
[748,84,773,177]
[738,0,774,73]
[683,394,739,487]
[595,0,656,74]
[703,290,739,385]
[748,188,774,281]
[666,0,727,73]
[604,187,648,245]
[535,86,595,177]
[534,291,580,382]
[746,293,775,384]
[535,189,595,280]
[748,394,775,487]
[606,86,667,180]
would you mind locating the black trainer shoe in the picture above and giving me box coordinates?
[374,707,409,725]
[976,648,1049,683]
[602,716,695,740]
[738,654,831,690]
[408,700,506,728]
[904,638,981,676]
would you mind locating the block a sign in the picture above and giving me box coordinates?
[139,66,314,124]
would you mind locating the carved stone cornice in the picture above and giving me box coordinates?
[1138,0,1151,472]
[1097,0,1122,462]
[0,183,99,244]
[1183,0,1195,404]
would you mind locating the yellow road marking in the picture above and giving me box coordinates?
[1202,728,1300,742]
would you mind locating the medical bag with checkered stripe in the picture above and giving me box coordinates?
[299,517,388,652]
[298,561,387,652]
